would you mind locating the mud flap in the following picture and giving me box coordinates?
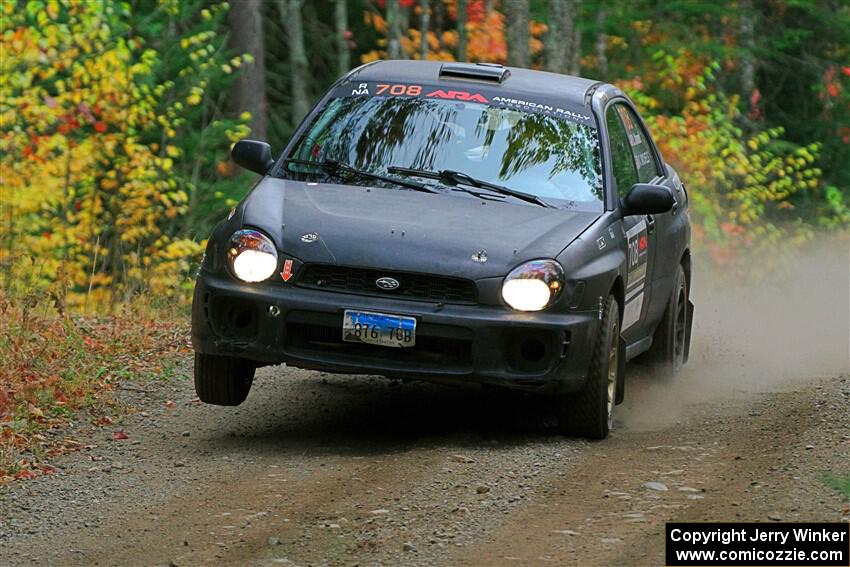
[683,299,694,364]
[615,334,626,405]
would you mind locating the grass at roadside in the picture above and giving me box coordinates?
[821,472,850,499]
[0,291,190,483]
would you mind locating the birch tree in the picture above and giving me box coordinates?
[335,0,350,76]
[420,0,430,60]
[228,0,268,139]
[505,0,530,67]
[276,0,309,126]
[387,0,402,59]
[545,0,576,74]
[457,0,467,62]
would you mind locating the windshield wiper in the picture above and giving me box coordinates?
[284,158,438,193]
[386,166,551,208]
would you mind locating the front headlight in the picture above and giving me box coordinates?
[501,259,564,311]
[227,229,278,282]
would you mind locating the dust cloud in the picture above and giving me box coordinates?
[618,233,850,430]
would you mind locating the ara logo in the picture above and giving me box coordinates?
[426,90,489,103]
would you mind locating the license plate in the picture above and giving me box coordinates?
[342,309,416,348]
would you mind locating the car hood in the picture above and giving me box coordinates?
[241,178,600,279]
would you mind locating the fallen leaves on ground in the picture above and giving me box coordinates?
[0,292,188,484]
[111,430,129,441]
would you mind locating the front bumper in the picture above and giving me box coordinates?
[191,272,600,393]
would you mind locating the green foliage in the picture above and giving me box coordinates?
[133,0,255,235]
[755,1,850,193]
[822,186,850,228]
[820,471,850,499]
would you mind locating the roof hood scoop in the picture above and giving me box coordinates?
[439,62,510,84]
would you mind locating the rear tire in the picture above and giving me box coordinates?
[647,264,688,379]
[194,353,255,406]
[558,295,620,439]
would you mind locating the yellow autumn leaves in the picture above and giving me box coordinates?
[0,0,240,309]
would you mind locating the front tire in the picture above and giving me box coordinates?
[558,295,620,439]
[194,353,255,406]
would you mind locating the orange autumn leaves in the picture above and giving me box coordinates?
[362,0,545,64]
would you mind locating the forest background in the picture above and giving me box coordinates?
[0,0,848,480]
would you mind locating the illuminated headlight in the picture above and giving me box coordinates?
[501,260,564,311]
[227,229,278,282]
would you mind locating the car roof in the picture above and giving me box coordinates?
[347,60,610,109]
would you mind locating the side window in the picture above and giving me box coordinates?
[615,105,661,183]
[606,106,638,198]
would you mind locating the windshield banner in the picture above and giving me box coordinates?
[332,81,597,127]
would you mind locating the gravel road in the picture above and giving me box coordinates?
[1,244,848,567]
[0,365,847,567]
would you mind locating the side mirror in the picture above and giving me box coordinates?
[621,183,675,216]
[231,139,274,175]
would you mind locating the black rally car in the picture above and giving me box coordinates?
[191,60,693,439]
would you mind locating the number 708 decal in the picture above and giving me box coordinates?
[376,84,422,96]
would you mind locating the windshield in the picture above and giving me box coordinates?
[283,88,604,211]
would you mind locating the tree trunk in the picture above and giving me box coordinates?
[434,0,444,51]
[595,7,607,78]
[457,0,467,62]
[545,0,575,74]
[505,0,530,67]
[739,0,756,99]
[387,0,402,59]
[569,0,581,74]
[228,0,267,140]
[276,0,310,128]
[335,0,349,76]
[419,0,430,60]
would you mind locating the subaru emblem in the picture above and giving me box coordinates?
[375,277,400,290]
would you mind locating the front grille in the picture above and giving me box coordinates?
[297,264,477,304]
